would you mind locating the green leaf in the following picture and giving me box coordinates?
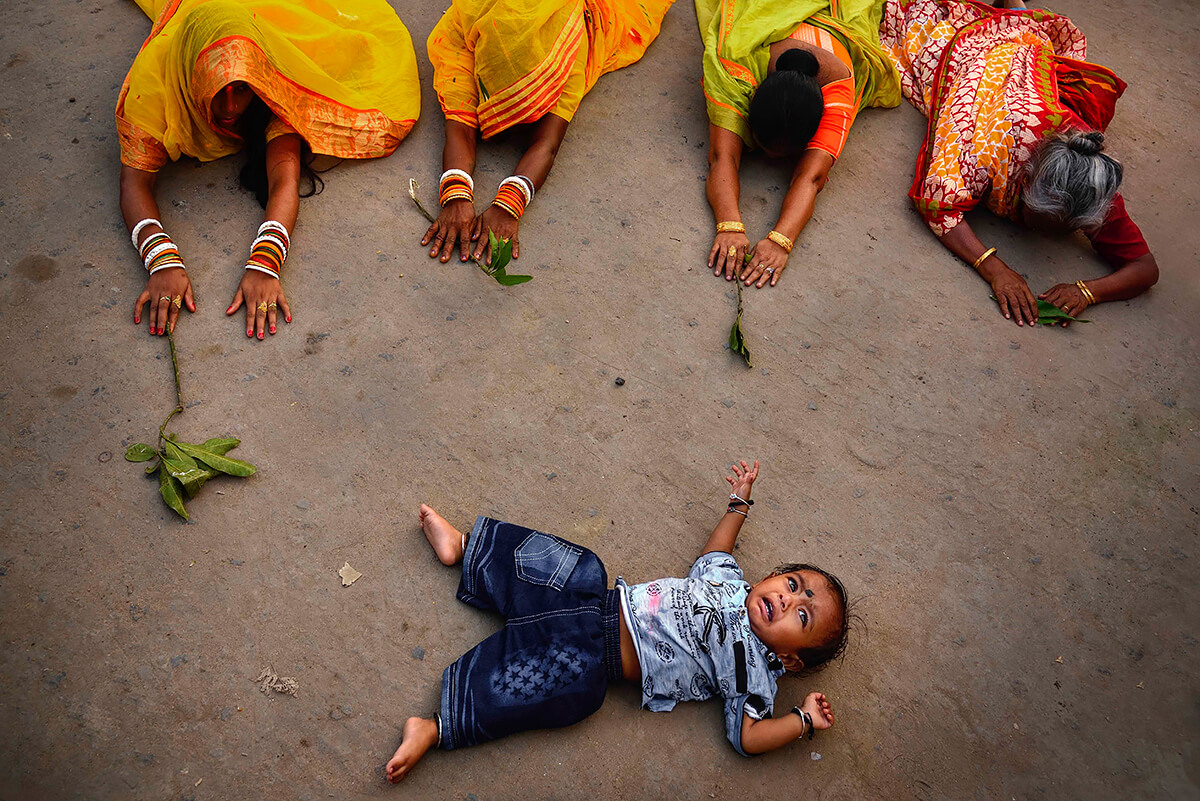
[492,269,533,286]
[487,230,513,274]
[145,460,161,475]
[163,442,218,498]
[201,437,241,456]
[159,469,188,520]
[1035,299,1090,324]
[729,310,753,368]
[125,443,157,462]
[175,441,257,477]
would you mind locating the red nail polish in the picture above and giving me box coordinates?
[270,326,276,333]
[285,316,291,323]
[247,329,253,337]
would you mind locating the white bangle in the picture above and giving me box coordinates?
[440,168,474,193]
[255,231,289,260]
[142,241,176,268]
[257,220,289,238]
[131,218,162,247]
[148,260,184,275]
[500,175,533,205]
[244,263,280,278]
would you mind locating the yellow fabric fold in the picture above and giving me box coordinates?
[429,0,674,139]
[116,0,420,171]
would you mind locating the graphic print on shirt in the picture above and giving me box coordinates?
[691,600,728,654]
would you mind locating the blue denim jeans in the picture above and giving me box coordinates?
[438,517,622,750]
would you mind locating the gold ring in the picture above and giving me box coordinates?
[257,301,268,313]
[727,245,737,258]
[267,302,277,310]
[159,295,172,303]
[172,296,182,309]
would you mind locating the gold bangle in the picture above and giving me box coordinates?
[972,247,998,270]
[716,221,746,234]
[1075,280,1097,305]
[767,230,794,253]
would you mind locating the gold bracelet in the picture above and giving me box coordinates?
[716,221,746,234]
[1076,280,1097,305]
[972,247,998,270]
[767,230,794,253]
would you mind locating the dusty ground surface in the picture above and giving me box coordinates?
[1,0,1197,799]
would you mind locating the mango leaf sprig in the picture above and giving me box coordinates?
[123,330,256,520]
[408,178,532,286]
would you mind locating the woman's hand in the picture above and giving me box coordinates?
[742,239,789,288]
[471,206,520,264]
[227,271,291,340]
[134,266,195,336]
[422,198,475,263]
[710,231,751,280]
[725,459,759,500]
[800,692,835,732]
[990,267,1039,326]
[1039,283,1088,327]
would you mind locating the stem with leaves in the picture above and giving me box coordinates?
[407,178,531,286]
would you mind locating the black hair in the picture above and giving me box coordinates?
[772,562,859,671]
[748,49,824,155]
[237,96,324,209]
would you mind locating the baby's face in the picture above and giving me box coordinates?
[745,569,842,669]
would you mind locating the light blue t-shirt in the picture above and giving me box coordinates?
[617,552,786,756]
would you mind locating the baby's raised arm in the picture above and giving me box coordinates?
[699,460,758,556]
[739,692,835,755]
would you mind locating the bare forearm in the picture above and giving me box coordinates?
[1084,253,1159,303]
[442,120,478,175]
[706,156,742,223]
[773,176,818,242]
[119,165,161,239]
[512,114,569,189]
[264,136,301,232]
[740,713,806,754]
[937,220,1012,281]
[700,509,747,555]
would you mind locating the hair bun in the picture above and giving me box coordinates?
[776,48,820,78]
[1067,131,1105,156]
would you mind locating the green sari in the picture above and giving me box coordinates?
[697,0,901,147]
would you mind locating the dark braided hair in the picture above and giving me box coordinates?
[748,48,824,155]
[237,96,324,209]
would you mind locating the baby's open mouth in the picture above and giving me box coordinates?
[762,597,774,622]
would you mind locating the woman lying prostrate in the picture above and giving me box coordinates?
[423,0,674,266]
[701,0,901,288]
[117,0,419,340]
[879,0,1158,326]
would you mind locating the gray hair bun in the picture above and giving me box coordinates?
[1066,131,1105,156]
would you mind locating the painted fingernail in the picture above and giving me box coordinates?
[286,316,291,323]
[258,332,264,340]
[247,329,253,336]
[270,326,276,334]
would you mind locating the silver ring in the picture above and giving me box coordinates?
[765,267,775,275]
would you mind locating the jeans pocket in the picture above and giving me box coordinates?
[515,532,582,591]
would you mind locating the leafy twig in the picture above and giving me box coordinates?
[728,262,753,368]
[408,178,531,286]
[989,295,1091,325]
[124,330,256,520]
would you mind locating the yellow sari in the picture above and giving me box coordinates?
[428,0,675,139]
[116,0,420,171]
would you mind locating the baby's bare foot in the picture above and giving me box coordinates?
[385,716,439,783]
[419,504,464,566]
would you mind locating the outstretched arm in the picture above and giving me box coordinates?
[121,164,195,336]
[740,693,835,755]
[700,460,758,556]
[423,120,480,263]
[706,125,750,280]
[741,149,834,289]
[1040,252,1159,324]
[471,113,570,263]
[938,219,1041,326]
[227,132,301,339]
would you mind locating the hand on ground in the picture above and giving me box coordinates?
[135,266,195,336]
[726,459,759,500]
[1039,282,1089,327]
[710,231,751,280]
[801,692,835,731]
[990,267,1039,326]
[227,271,290,340]
[742,239,789,288]
[422,198,475,263]
[471,207,520,264]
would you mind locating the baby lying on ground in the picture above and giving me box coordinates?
[386,460,845,782]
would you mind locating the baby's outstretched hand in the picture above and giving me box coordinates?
[726,459,759,499]
[801,692,835,731]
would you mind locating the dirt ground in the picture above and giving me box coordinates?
[1,0,1197,799]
